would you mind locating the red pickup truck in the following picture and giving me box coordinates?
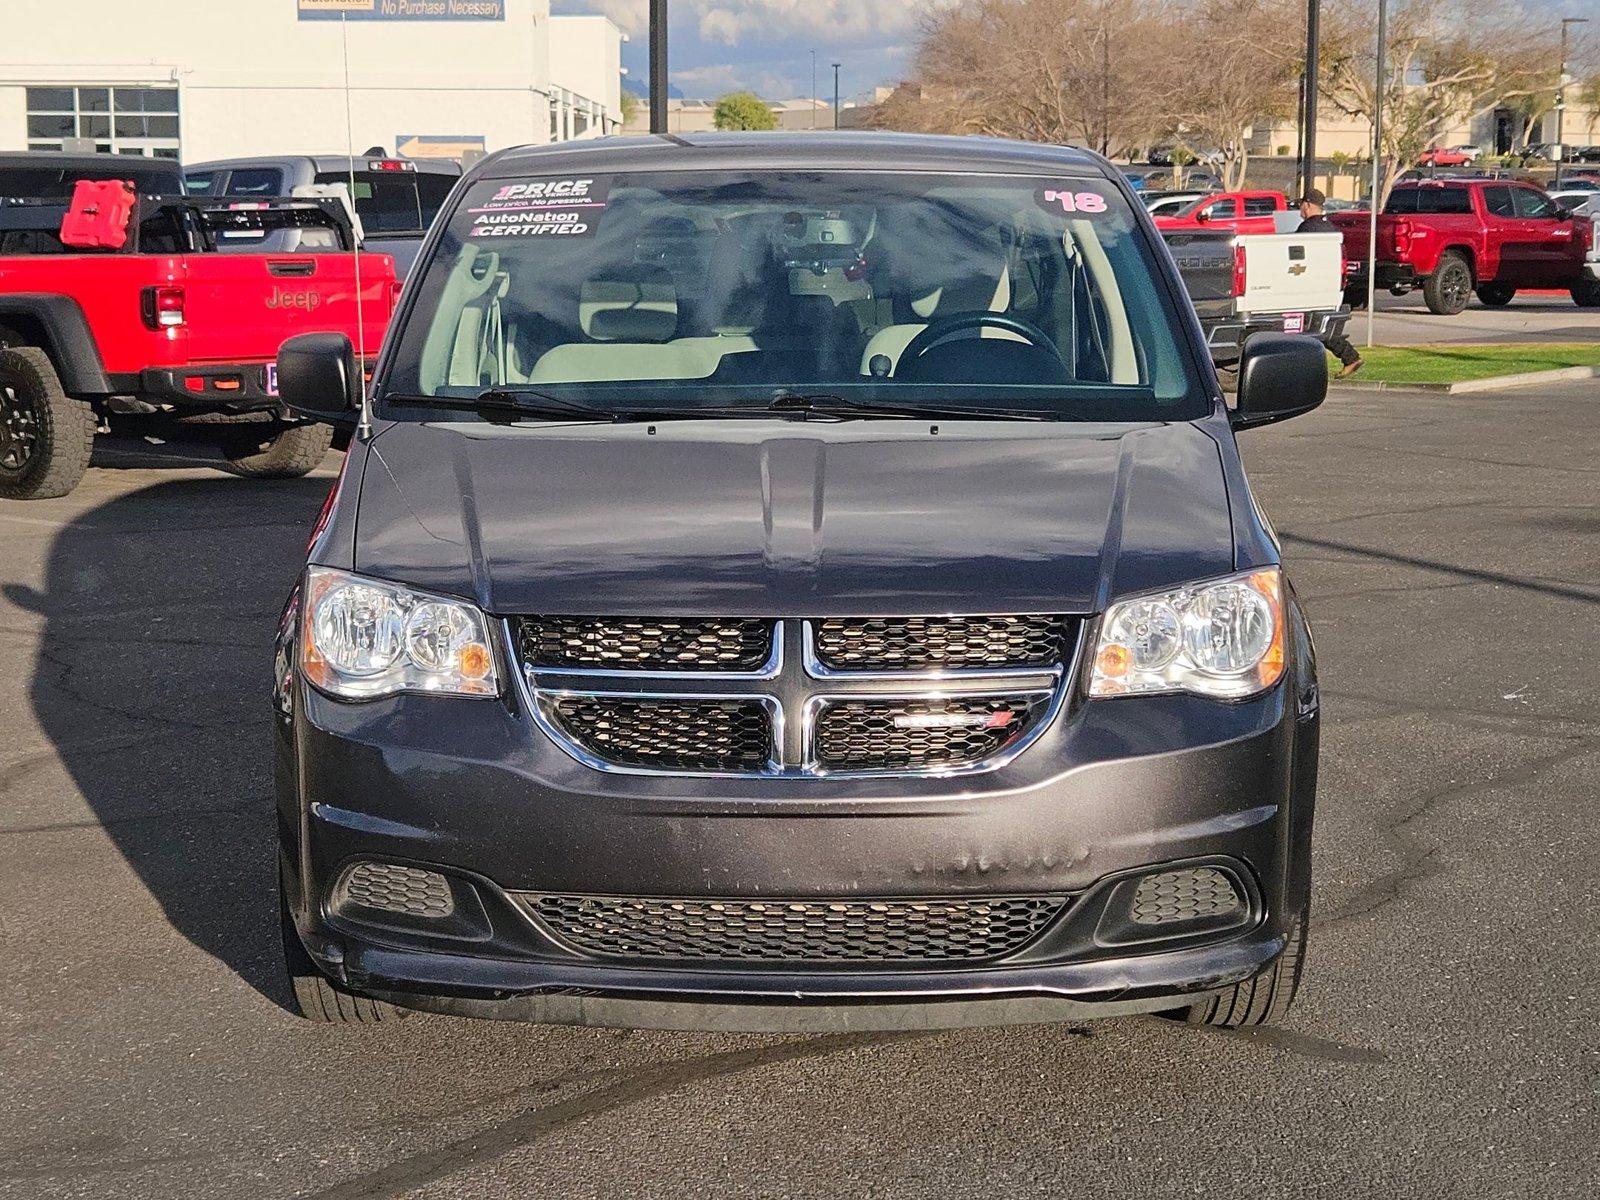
[1331,179,1600,314]
[0,187,396,499]
[1153,190,1289,236]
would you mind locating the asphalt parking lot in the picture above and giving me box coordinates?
[1364,290,1599,346]
[3,383,1598,1199]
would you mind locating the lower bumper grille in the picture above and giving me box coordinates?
[813,693,1052,772]
[527,893,1067,963]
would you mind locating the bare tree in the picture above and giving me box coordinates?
[1152,0,1303,189]
[873,0,1169,155]
[1320,0,1557,203]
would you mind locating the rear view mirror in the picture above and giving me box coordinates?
[1230,333,1327,430]
[277,332,357,421]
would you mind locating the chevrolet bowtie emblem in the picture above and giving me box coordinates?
[1288,263,1307,276]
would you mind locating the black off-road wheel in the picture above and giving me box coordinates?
[220,421,333,479]
[0,346,95,501]
[1178,914,1308,1028]
[1422,251,1473,315]
[279,877,405,1025]
[1476,282,1516,307]
[1571,278,1600,308]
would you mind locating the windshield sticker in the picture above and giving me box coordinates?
[465,177,608,238]
[1037,188,1109,216]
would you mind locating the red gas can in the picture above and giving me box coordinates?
[59,179,136,250]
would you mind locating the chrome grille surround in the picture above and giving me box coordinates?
[516,617,1079,778]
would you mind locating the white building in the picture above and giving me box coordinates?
[0,0,624,164]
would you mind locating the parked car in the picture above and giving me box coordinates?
[270,131,1326,1033]
[184,153,461,275]
[1153,190,1289,235]
[1519,143,1570,164]
[1418,146,1473,167]
[1329,178,1600,313]
[1569,145,1600,164]
[1163,225,1349,371]
[1143,189,1216,218]
[0,149,183,199]
[0,187,397,499]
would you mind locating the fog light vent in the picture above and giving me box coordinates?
[342,862,454,918]
[1130,867,1241,926]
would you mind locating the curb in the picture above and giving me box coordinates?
[1332,365,1600,394]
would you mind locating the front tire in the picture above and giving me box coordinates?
[279,876,405,1025]
[1180,914,1308,1028]
[0,346,95,500]
[1476,282,1516,307]
[221,421,333,479]
[1422,251,1472,315]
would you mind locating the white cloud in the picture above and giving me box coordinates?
[557,1,939,46]
[692,1,936,46]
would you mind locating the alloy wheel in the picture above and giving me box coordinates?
[0,381,39,473]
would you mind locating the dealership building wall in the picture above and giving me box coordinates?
[0,0,623,163]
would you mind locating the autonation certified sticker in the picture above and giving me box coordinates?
[463,177,610,239]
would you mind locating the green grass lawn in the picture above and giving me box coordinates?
[1338,343,1600,385]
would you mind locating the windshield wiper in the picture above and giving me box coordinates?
[759,392,1055,422]
[382,388,617,424]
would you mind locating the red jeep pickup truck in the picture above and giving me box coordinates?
[1153,190,1289,235]
[0,187,396,499]
[1331,179,1600,314]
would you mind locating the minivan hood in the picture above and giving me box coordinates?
[353,418,1235,616]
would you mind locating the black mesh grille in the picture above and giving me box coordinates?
[814,694,1052,772]
[339,863,454,918]
[1130,868,1242,925]
[812,616,1071,671]
[518,617,772,672]
[548,696,773,772]
[528,894,1066,963]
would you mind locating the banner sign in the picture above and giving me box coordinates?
[397,134,487,161]
[298,0,505,21]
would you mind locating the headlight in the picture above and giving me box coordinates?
[300,567,499,700]
[1089,567,1285,700]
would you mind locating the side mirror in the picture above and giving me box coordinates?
[1230,333,1327,430]
[277,332,357,421]
[1194,209,1211,223]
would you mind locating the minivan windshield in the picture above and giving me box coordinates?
[384,170,1204,420]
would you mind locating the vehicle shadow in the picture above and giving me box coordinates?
[5,460,335,1009]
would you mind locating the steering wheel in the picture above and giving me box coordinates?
[895,312,1067,375]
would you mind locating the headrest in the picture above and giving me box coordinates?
[911,265,1011,319]
[579,273,678,342]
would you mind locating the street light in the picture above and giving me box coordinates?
[832,62,842,129]
[1300,0,1321,201]
[1365,0,1388,348]
[1557,16,1589,167]
[649,0,668,134]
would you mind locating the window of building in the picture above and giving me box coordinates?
[25,85,180,158]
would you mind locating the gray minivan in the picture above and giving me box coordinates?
[183,153,460,274]
[272,132,1328,1035]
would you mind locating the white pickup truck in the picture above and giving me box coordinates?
[1162,220,1349,369]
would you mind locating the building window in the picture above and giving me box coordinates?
[26,85,180,158]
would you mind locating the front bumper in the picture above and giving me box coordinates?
[277,611,1319,1029]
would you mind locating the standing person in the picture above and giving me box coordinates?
[1294,188,1364,379]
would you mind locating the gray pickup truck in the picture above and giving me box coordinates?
[1163,227,1349,373]
[183,154,460,276]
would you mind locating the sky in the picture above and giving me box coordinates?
[552,1,943,102]
[554,0,1600,104]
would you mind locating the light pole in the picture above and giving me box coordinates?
[811,50,818,129]
[832,61,842,129]
[1557,16,1589,172]
[649,0,668,134]
[1365,0,1387,348]
[1300,0,1320,201]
